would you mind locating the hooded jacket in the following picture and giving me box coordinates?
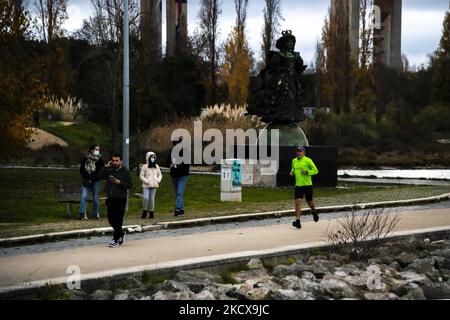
[139,152,162,188]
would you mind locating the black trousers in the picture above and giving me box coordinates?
[106,198,127,241]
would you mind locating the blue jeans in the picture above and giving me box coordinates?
[79,181,101,218]
[172,176,188,211]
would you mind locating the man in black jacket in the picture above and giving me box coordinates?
[98,153,132,248]
[167,138,190,217]
[78,145,105,220]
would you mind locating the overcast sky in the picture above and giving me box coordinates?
[63,0,449,67]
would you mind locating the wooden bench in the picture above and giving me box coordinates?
[53,183,106,217]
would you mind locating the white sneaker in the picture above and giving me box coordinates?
[108,239,118,248]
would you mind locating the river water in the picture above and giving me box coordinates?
[338,169,450,181]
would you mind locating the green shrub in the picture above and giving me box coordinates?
[414,105,450,133]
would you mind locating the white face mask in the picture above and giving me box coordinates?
[150,157,155,163]
[93,150,100,157]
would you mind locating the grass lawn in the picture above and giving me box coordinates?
[39,120,111,149]
[1,168,450,238]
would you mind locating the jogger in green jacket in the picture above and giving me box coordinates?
[290,146,319,229]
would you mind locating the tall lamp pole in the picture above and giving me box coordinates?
[123,0,130,211]
[123,0,130,170]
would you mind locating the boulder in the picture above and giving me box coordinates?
[310,260,336,279]
[328,253,347,264]
[390,281,408,297]
[403,283,426,300]
[247,259,265,270]
[398,271,432,286]
[395,252,418,268]
[422,283,450,300]
[307,255,325,264]
[313,260,339,273]
[129,286,156,299]
[280,275,323,295]
[440,269,450,282]
[319,277,358,300]
[225,286,250,300]
[364,292,399,300]
[430,248,450,259]
[114,293,129,300]
[151,291,170,300]
[152,290,195,300]
[113,289,130,300]
[233,269,270,283]
[173,271,221,293]
[238,278,282,300]
[202,284,237,300]
[302,271,317,281]
[389,261,402,271]
[272,264,300,278]
[406,258,437,279]
[434,257,450,270]
[193,290,217,300]
[269,289,314,300]
[342,274,371,290]
[89,289,113,300]
[160,280,190,292]
[337,264,362,276]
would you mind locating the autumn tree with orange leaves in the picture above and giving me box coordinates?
[0,0,46,160]
[220,0,253,107]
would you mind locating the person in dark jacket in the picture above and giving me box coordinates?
[78,144,105,220]
[98,153,132,248]
[166,138,190,217]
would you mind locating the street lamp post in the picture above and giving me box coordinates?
[123,0,130,170]
[123,0,130,210]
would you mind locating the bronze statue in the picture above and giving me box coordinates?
[247,30,308,124]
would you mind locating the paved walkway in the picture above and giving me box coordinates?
[0,208,449,290]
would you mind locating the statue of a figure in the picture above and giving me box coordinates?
[247,30,308,124]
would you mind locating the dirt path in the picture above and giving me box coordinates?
[27,128,68,150]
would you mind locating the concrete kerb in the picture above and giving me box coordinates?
[0,226,449,299]
[0,225,163,247]
[155,193,450,229]
[1,193,449,246]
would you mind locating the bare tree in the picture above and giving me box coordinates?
[325,208,401,260]
[359,0,373,69]
[74,0,140,151]
[75,0,140,45]
[314,39,326,108]
[140,0,162,62]
[320,2,352,114]
[197,0,222,104]
[33,0,67,42]
[261,0,283,65]
[234,0,248,47]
